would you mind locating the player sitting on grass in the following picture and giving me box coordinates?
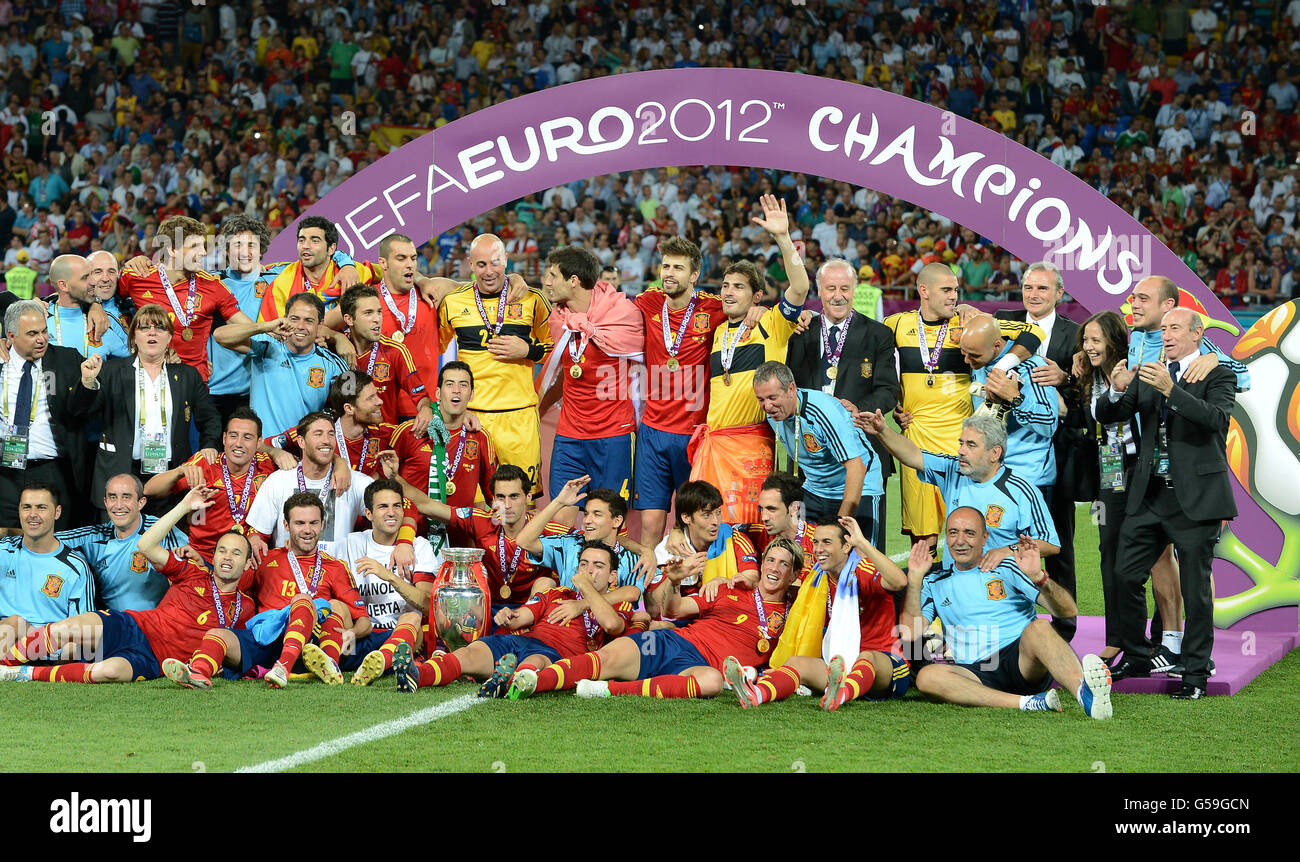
[1,488,255,683]
[727,516,909,711]
[902,507,1113,718]
[509,538,800,700]
[162,492,367,690]
[392,541,633,697]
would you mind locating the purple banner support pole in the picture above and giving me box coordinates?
[266,69,1299,635]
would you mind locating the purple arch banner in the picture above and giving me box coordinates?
[267,69,1297,635]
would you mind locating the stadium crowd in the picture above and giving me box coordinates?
[0,0,1264,711]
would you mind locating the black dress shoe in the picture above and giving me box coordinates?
[1171,682,1206,700]
[1110,657,1152,681]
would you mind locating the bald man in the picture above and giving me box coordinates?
[960,314,1059,487]
[437,234,553,497]
[47,254,130,360]
[881,262,1045,552]
[1096,306,1236,699]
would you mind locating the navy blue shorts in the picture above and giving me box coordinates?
[626,629,709,678]
[549,433,633,505]
[861,652,912,701]
[223,627,285,680]
[633,424,693,511]
[958,638,1051,696]
[339,629,392,672]
[99,610,161,681]
[477,633,562,666]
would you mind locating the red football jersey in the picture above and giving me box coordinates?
[120,267,241,382]
[556,335,636,440]
[390,421,495,529]
[679,583,789,670]
[367,276,441,393]
[828,559,901,655]
[266,422,395,478]
[126,553,257,662]
[518,587,635,657]
[244,547,368,620]
[175,453,278,560]
[634,289,727,434]
[355,337,426,425]
[424,509,553,605]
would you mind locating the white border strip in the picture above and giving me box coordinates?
[236,694,483,773]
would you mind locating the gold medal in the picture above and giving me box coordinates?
[391,329,405,344]
[723,371,732,386]
[444,479,456,496]
[926,373,935,387]
[181,327,193,341]
[499,584,512,599]
[757,638,770,654]
[827,365,838,380]
[665,357,680,371]
[569,364,583,378]
[586,638,601,652]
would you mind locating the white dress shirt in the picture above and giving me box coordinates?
[2,355,57,459]
[1029,310,1056,359]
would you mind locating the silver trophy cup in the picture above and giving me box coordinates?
[431,547,488,652]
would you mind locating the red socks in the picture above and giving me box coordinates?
[608,675,700,698]
[317,612,344,663]
[190,631,229,677]
[841,659,877,703]
[416,652,462,688]
[10,625,53,664]
[754,665,802,704]
[31,663,95,683]
[377,622,419,671]
[533,652,601,693]
[275,600,316,668]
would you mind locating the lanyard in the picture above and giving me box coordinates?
[661,294,697,358]
[1092,376,1126,445]
[473,282,508,337]
[720,320,749,373]
[51,306,88,353]
[2,363,41,426]
[295,462,333,506]
[210,576,242,627]
[791,411,803,479]
[820,311,853,367]
[220,455,257,524]
[752,586,790,641]
[917,311,950,375]
[334,418,370,474]
[497,528,524,588]
[136,364,168,429]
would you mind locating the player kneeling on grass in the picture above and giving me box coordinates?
[728,517,909,711]
[392,541,633,697]
[902,507,1113,718]
[163,492,368,690]
[510,538,799,700]
[1,488,255,683]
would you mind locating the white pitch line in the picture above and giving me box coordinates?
[236,694,483,773]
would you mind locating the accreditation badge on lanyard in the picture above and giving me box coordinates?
[1098,430,1126,492]
[139,367,170,473]
[1,369,38,469]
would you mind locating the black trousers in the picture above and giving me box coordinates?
[1095,484,1130,650]
[1042,484,1076,642]
[0,458,82,529]
[1112,481,1220,688]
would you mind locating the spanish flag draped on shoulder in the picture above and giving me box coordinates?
[256,256,381,321]
[769,551,863,668]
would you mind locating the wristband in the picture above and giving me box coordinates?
[396,524,416,547]
[992,353,1020,373]
[1034,572,1048,587]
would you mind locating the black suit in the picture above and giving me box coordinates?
[1095,362,1237,689]
[90,358,221,511]
[995,308,1080,640]
[788,311,899,545]
[0,345,99,528]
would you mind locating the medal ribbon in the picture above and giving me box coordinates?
[334,419,370,475]
[752,586,790,641]
[157,266,198,327]
[497,528,524,591]
[473,282,508,337]
[916,311,950,376]
[210,576,242,627]
[566,328,589,368]
[286,549,324,597]
[820,310,853,367]
[363,341,380,376]
[379,283,418,335]
[220,455,257,524]
[720,321,749,374]
[661,294,697,359]
[295,462,333,507]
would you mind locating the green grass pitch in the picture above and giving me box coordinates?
[3,484,1297,773]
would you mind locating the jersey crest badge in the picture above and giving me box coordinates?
[372,361,392,383]
[130,552,147,573]
[986,578,1006,601]
[465,439,480,460]
[802,432,822,453]
[507,303,523,318]
[985,505,1004,527]
[255,280,269,298]
[307,367,326,388]
[692,312,712,332]
[42,575,65,597]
